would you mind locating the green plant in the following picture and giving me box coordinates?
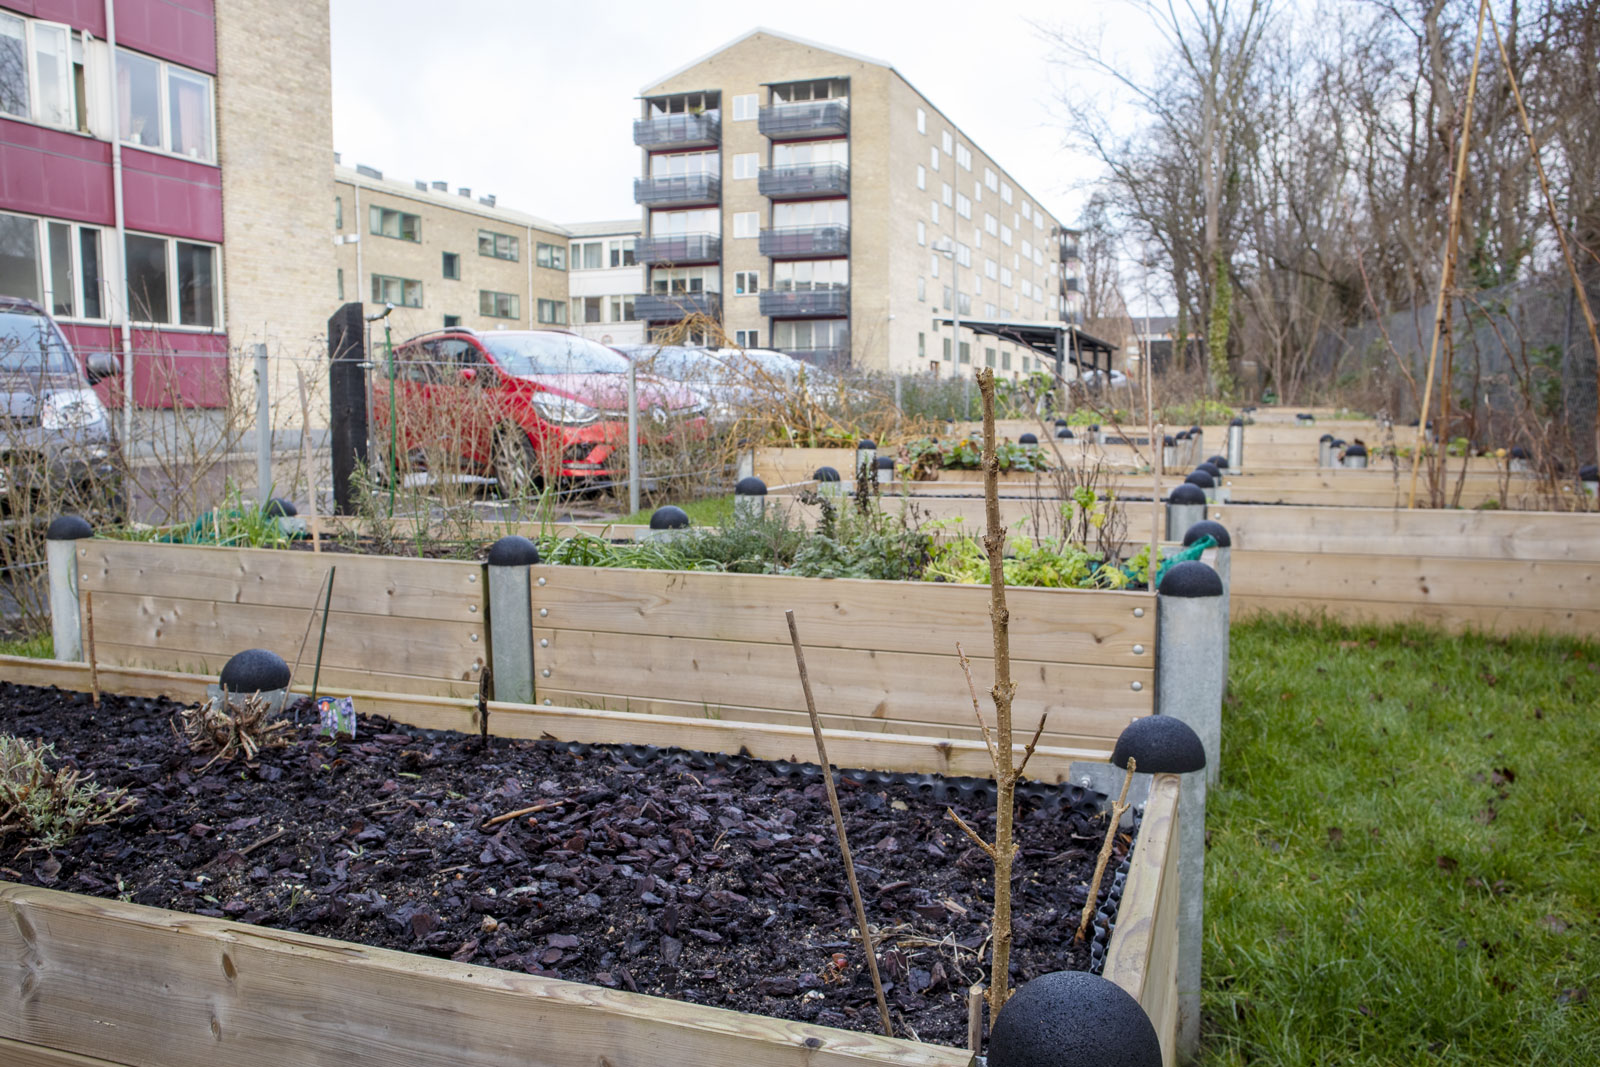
[0,735,138,851]
[902,436,1049,476]
[0,632,53,659]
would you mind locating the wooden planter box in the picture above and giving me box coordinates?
[0,660,1185,1067]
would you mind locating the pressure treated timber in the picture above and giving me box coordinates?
[0,882,974,1067]
[1228,593,1600,636]
[1231,551,1597,612]
[0,1038,134,1067]
[1103,774,1181,1067]
[1212,504,1600,562]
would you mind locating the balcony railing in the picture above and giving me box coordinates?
[1064,276,1082,293]
[633,173,721,207]
[776,344,850,370]
[634,232,722,265]
[632,111,721,149]
[759,288,850,318]
[634,291,722,322]
[759,100,850,139]
[1060,241,1081,261]
[758,163,850,199]
[758,225,850,259]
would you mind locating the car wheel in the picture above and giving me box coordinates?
[492,426,541,499]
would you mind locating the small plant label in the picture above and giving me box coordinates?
[316,696,356,739]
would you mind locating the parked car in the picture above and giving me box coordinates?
[0,296,122,526]
[370,328,705,494]
[617,344,815,425]
[1079,368,1131,390]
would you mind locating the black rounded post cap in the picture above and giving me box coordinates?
[1158,559,1224,597]
[487,534,541,566]
[1298,412,1312,419]
[1162,435,1176,446]
[1019,432,1038,444]
[734,476,767,496]
[988,970,1163,1067]
[1167,483,1207,505]
[1182,519,1231,548]
[1580,463,1598,481]
[649,506,691,530]
[1056,427,1075,439]
[856,439,877,450]
[1054,418,1069,428]
[1112,715,1207,774]
[874,455,896,470]
[262,497,298,518]
[1089,424,1101,432]
[219,648,291,694]
[1332,439,1346,448]
[1196,462,1221,479]
[1189,425,1202,435]
[1175,430,1189,440]
[1184,470,1215,489]
[813,466,841,483]
[1509,446,1530,459]
[1229,416,1244,426]
[1319,433,1334,443]
[1207,454,1228,468]
[1345,443,1368,458]
[46,515,94,540]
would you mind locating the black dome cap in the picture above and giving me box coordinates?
[1319,433,1335,443]
[1580,464,1598,481]
[1509,446,1530,459]
[487,535,540,566]
[262,498,298,518]
[735,476,767,496]
[219,648,291,694]
[1229,416,1244,426]
[1207,454,1229,468]
[1163,435,1176,446]
[1344,443,1368,457]
[46,515,93,540]
[1167,483,1207,505]
[1158,559,1223,597]
[1112,715,1207,774]
[1184,470,1215,489]
[874,455,896,470]
[1182,519,1231,548]
[813,466,841,482]
[649,506,690,530]
[856,438,877,450]
[988,970,1162,1067]
[1196,462,1221,478]
[1057,427,1075,439]
[1019,432,1038,444]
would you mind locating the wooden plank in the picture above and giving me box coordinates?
[1104,774,1180,1066]
[1230,550,1598,611]
[85,642,478,700]
[0,656,1108,781]
[530,566,1155,666]
[78,541,483,620]
[0,1038,136,1067]
[534,629,1151,740]
[1230,592,1600,637]
[1213,504,1600,562]
[0,882,972,1067]
[79,591,484,689]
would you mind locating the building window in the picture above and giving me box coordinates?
[771,259,848,291]
[479,230,519,261]
[609,295,637,321]
[930,254,939,279]
[120,232,217,326]
[732,93,758,120]
[370,205,420,242]
[734,271,760,295]
[573,295,603,323]
[610,239,635,267]
[0,213,106,321]
[942,182,953,207]
[942,337,951,361]
[956,193,971,219]
[1001,181,1013,204]
[942,131,953,154]
[536,297,566,324]
[442,252,460,279]
[916,107,926,134]
[959,341,971,364]
[480,290,520,319]
[733,152,759,179]
[732,212,759,238]
[985,258,998,280]
[916,164,926,191]
[1001,224,1013,247]
[113,48,216,162]
[536,242,566,270]
[918,332,925,358]
[735,329,759,348]
[917,276,926,301]
[956,144,972,170]
[1002,349,1012,370]
[444,314,462,328]
[973,181,982,204]
[571,240,604,270]
[334,197,343,229]
[372,274,421,308]
[930,201,940,225]
[336,267,344,301]
[0,14,75,130]
[985,168,998,191]
[771,318,846,353]
[985,213,999,236]
[1001,267,1012,287]
[930,146,939,171]
[985,347,996,369]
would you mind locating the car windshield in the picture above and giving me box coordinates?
[0,310,76,376]
[625,345,722,381]
[480,332,631,376]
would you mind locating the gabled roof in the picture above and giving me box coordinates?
[640,27,892,95]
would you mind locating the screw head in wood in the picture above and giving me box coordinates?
[470,634,479,642]
[539,638,549,648]
[539,608,549,617]
[1133,645,1145,655]
[537,576,546,586]
[1133,608,1145,618]
[1130,681,1143,691]
[541,668,551,678]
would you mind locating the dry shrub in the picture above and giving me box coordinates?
[0,734,137,851]
[175,693,293,768]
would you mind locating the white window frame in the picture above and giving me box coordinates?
[930,200,940,224]
[941,182,952,207]
[0,210,108,322]
[735,328,760,348]
[916,107,926,134]
[734,270,760,295]
[985,168,998,192]
[956,144,972,171]
[732,211,760,239]
[916,164,926,190]
[370,272,421,310]
[732,152,760,179]
[941,130,952,154]
[731,93,759,120]
[1000,181,1013,204]
[956,193,971,219]
[114,47,217,163]
[0,14,76,131]
[123,228,224,329]
[929,146,939,171]
[916,220,926,246]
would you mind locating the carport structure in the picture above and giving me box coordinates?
[935,316,1119,381]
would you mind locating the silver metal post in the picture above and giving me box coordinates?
[626,360,640,515]
[46,538,83,662]
[486,539,538,705]
[1226,420,1245,473]
[254,343,271,505]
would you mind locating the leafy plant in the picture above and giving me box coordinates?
[0,735,138,851]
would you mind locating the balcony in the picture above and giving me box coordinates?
[633,173,721,207]
[759,288,850,318]
[1060,240,1081,261]
[758,225,850,259]
[777,344,850,370]
[634,291,722,322]
[1064,276,1082,293]
[758,163,850,200]
[632,112,720,149]
[634,232,722,265]
[759,100,850,139]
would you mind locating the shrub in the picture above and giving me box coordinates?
[0,735,138,851]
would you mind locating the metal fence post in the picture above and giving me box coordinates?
[486,536,538,705]
[254,343,271,505]
[627,361,641,515]
[45,516,93,662]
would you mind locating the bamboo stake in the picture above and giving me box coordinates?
[295,367,322,552]
[1076,757,1136,942]
[308,565,336,707]
[1485,10,1600,466]
[288,566,335,723]
[784,609,893,1038]
[82,590,100,708]
[1408,0,1490,509]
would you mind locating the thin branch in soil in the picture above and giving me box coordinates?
[1076,757,1136,943]
[479,798,567,829]
[785,608,894,1038]
[82,590,100,708]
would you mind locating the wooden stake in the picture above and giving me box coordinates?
[784,609,893,1039]
[967,982,986,1054]
[82,590,100,708]
[309,565,337,706]
[1076,757,1136,942]
[295,367,322,552]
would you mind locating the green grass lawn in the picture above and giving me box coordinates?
[614,494,736,526]
[0,631,52,658]
[1204,616,1600,1065]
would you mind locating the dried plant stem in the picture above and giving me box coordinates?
[785,609,893,1038]
[82,590,101,707]
[295,367,322,552]
[1076,757,1136,943]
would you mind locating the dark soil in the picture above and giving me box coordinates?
[0,683,1136,1046]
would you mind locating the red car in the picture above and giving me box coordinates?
[371,328,705,493]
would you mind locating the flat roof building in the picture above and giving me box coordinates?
[564,219,645,347]
[633,28,1084,376]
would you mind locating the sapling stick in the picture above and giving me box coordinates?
[289,566,335,723]
[785,608,893,1038]
[82,590,100,708]
[967,982,986,1054]
[295,367,322,552]
[1076,757,1136,943]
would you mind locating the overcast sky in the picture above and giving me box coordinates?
[329,0,1151,229]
